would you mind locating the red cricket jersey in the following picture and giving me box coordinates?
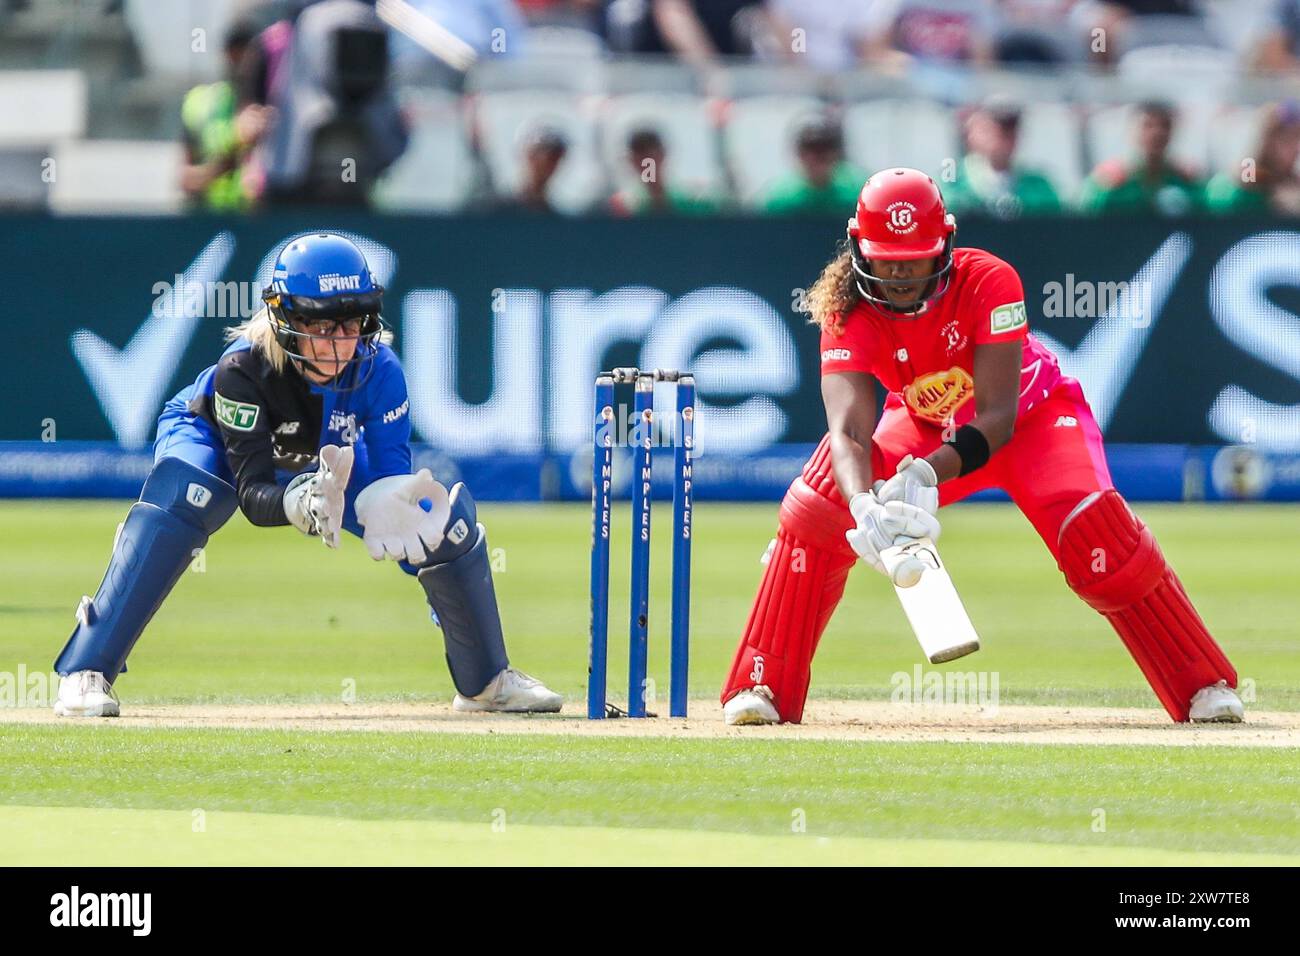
[819,247,1063,427]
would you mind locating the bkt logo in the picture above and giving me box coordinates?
[318,273,362,293]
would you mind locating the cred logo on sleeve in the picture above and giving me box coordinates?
[821,348,851,362]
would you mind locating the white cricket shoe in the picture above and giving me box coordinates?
[453,668,563,713]
[53,670,120,718]
[724,685,780,726]
[1188,680,1244,723]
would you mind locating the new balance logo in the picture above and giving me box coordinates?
[1054,416,1078,427]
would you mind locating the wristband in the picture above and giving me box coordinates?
[945,424,990,477]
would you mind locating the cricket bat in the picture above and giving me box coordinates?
[881,537,980,664]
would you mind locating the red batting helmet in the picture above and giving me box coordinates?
[846,167,957,316]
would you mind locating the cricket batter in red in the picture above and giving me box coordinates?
[721,167,1243,726]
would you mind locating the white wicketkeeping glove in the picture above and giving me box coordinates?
[283,444,354,549]
[875,454,940,519]
[354,470,451,563]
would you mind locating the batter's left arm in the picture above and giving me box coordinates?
[925,339,1021,484]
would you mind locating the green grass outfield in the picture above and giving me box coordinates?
[0,499,1297,865]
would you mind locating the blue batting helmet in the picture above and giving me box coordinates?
[261,233,385,391]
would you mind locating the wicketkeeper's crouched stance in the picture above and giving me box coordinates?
[721,169,1242,726]
[55,233,561,717]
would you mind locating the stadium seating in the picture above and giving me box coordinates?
[1085,103,1213,178]
[0,70,86,146]
[1208,104,1267,181]
[1016,101,1086,201]
[49,140,184,214]
[374,88,474,212]
[473,90,605,213]
[600,93,725,202]
[843,99,959,185]
[5,0,1300,216]
[723,94,825,206]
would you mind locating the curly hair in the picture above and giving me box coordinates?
[804,241,862,336]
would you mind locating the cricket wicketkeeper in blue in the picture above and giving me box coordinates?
[54,233,562,717]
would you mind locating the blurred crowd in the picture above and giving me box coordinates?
[488,98,1300,218]
[388,0,1300,73]
[176,0,1300,216]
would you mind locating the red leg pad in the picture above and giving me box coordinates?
[1057,490,1235,722]
[720,471,857,723]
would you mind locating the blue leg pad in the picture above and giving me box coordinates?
[415,483,509,697]
[55,457,237,682]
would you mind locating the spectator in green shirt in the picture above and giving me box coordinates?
[179,17,268,212]
[762,114,864,216]
[1079,102,1203,217]
[1205,102,1300,216]
[942,100,1061,219]
[608,128,721,216]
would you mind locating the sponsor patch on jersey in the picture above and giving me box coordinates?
[903,366,974,424]
[317,273,363,293]
[990,301,1028,335]
[821,347,852,363]
[213,392,260,431]
[328,410,359,443]
[381,398,409,425]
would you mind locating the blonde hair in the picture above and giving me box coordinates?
[805,243,862,336]
[224,307,393,375]
[226,308,288,372]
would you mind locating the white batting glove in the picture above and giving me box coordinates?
[845,491,897,576]
[875,454,939,519]
[283,443,354,548]
[847,490,943,579]
[354,470,451,563]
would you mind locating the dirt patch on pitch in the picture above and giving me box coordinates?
[3,700,1298,747]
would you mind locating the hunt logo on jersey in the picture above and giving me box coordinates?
[885,201,918,235]
[317,273,363,293]
[990,301,1028,335]
[821,347,852,363]
[213,392,260,431]
[382,398,409,424]
[903,367,974,424]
